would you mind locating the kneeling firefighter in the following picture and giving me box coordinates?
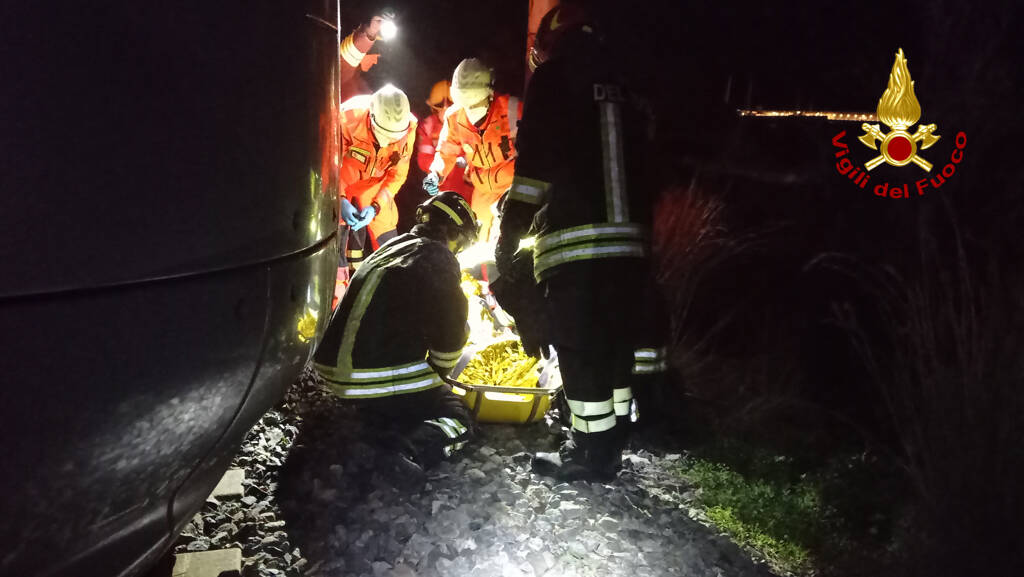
[313,192,480,475]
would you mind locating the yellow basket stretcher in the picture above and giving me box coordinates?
[446,346,561,424]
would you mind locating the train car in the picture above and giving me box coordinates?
[0,2,341,575]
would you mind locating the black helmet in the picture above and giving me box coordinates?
[529,3,594,71]
[415,191,480,253]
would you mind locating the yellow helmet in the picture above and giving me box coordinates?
[369,84,411,146]
[450,58,493,109]
[426,80,452,114]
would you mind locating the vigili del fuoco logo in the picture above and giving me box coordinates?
[831,48,966,198]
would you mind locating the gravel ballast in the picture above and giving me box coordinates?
[174,370,774,577]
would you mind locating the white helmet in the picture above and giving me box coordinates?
[450,58,494,109]
[369,84,411,146]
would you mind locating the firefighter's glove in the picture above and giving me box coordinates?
[340,198,360,227]
[352,205,376,231]
[422,172,440,196]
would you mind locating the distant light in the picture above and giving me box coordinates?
[380,20,398,41]
[738,109,877,122]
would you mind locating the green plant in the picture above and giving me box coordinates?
[682,458,821,575]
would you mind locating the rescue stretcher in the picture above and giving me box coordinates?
[449,277,562,424]
[446,347,561,424]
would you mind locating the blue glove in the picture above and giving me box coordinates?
[352,205,376,231]
[422,172,440,196]
[340,198,360,226]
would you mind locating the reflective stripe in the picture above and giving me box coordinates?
[535,223,646,254]
[430,357,459,369]
[534,242,646,280]
[346,249,365,258]
[633,361,668,374]
[327,375,441,398]
[340,33,365,67]
[426,419,459,439]
[429,349,463,361]
[634,347,667,360]
[350,361,431,380]
[566,398,614,417]
[508,176,550,205]
[508,96,520,138]
[613,387,633,416]
[433,200,463,226]
[440,417,467,436]
[599,100,629,223]
[443,440,468,457]
[571,413,618,433]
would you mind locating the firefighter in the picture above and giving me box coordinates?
[337,84,416,280]
[422,58,523,242]
[494,3,665,481]
[415,80,474,200]
[313,191,480,476]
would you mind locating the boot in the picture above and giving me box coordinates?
[532,428,623,483]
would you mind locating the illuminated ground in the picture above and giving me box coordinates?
[176,372,773,577]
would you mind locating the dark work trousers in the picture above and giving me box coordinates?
[338,225,397,271]
[356,385,474,469]
[544,260,647,437]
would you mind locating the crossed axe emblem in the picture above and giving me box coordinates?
[859,123,941,171]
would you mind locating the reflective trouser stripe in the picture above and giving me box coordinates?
[427,418,469,457]
[443,441,467,457]
[571,413,617,433]
[599,100,629,223]
[633,347,668,374]
[566,398,614,416]
[508,175,550,205]
[613,387,633,416]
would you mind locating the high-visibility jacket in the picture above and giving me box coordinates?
[430,94,522,236]
[339,27,374,102]
[415,113,473,199]
[313,232,468,399]
[339,95,417,244]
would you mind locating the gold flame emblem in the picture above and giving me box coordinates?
[859,48,940,171]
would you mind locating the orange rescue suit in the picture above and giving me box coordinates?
[339,94,416,246]
[416,113,473,200]
[430,94,522,238]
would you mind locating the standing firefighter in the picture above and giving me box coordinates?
[495,4,665,481]
[338,84,416,278]
[423,59,523,241]
[313,192,480,474]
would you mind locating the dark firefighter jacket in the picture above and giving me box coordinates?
[496,32,654,284]
[314,233,468,399]
[495,29,658,350]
